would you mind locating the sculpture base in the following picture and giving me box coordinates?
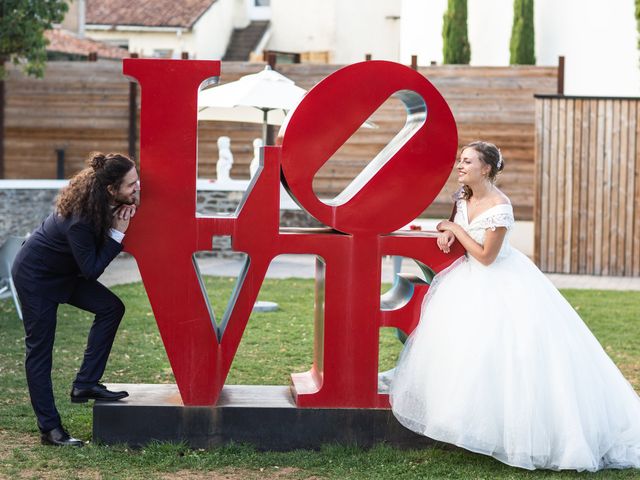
[93,384,433,450]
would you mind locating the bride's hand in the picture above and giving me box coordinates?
[436,220,456,232]
[437,231,455,253]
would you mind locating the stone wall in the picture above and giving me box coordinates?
[196,189,322,258]
[0,187,59,242]
[0,182,321,256]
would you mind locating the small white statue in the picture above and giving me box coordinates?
[249,138,263,178]
[216,136,233,182]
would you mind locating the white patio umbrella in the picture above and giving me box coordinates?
[198,66,307,145]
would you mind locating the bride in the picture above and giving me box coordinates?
[389,141,640,471]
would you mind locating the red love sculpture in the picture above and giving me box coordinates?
[123,59,463,407]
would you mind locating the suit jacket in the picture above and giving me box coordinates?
[12,213,123,303]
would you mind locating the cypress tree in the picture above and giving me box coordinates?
[510,0,536,65]
[442,0,471,64]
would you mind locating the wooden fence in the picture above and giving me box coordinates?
[4,61,131,179]
[534,95,640,276]
[4,61,558,220]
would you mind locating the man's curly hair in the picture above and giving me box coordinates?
[56,152,136,241]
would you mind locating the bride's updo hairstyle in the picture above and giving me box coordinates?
[460,140,504,200]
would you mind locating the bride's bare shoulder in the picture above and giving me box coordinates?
[490,188,511,206]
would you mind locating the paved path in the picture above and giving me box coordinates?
[101,254,640,291]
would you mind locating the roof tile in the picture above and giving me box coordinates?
[86,0,217,28]
[45,29,129,59]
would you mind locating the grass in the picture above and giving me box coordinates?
[0,278,639,479]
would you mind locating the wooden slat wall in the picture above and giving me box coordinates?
[5,61,131,179]
[5,61,557,220]
[534,95,640,276]
[273,64,558,220]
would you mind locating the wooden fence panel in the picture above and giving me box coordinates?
[569,99,582,273]
[534,95,640,276]
[560,100,575,269]
[5,61,558,220]
[5,61,131,179]
[635,104,640,276]
[533,98,544,270]
[626,102,636,275]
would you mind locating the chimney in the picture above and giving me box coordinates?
[78,0,86,38]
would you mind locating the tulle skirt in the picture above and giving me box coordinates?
[389,248,640,471]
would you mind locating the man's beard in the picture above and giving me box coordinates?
[113,192,137,206]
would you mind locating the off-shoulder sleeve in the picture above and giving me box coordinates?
[476,210,515,231]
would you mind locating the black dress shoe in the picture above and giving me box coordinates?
[41,426,84,447]
[70,384,129,403]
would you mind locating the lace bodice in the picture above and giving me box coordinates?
[453,199,515,261]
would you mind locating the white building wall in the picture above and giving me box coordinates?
[269,0,336,54]
[193,0,235,59]
[233,0,251,29]
[246,0,271,21]
[87,29,192,58]
[400,0,640,96]
[535,0,640,96]
[467,0,513,66]
[86,0,640,96]
[399,0,446,66]
[269,0,400,63]
[399,0,514,66]
[333,0,402,64]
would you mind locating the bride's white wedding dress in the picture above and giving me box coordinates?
[389,199,640,471]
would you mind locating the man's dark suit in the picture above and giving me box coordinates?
[12,213,124,432]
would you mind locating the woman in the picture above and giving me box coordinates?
[389,141,640,471]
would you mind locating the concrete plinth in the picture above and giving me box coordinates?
[93,384,432,450]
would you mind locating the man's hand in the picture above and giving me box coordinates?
[112,204,136,233]
[437,230,456,254]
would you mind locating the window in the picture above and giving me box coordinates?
[152,49,173,59]
[105,39,129,50]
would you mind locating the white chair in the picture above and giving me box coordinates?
[0,236,25,320]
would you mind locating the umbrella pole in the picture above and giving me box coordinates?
[262,109,268,145]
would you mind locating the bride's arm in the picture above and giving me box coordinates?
[436,220,507,266]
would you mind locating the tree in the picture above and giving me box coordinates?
[0,0,67,178]
[510,0,536,65]
[442,0,471,64]
[0,0,68,78]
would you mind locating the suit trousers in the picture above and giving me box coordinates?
[17,279,125,432]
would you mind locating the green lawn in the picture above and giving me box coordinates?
[0,278,639,479]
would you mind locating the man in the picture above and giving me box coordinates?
[12,152,139,447]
